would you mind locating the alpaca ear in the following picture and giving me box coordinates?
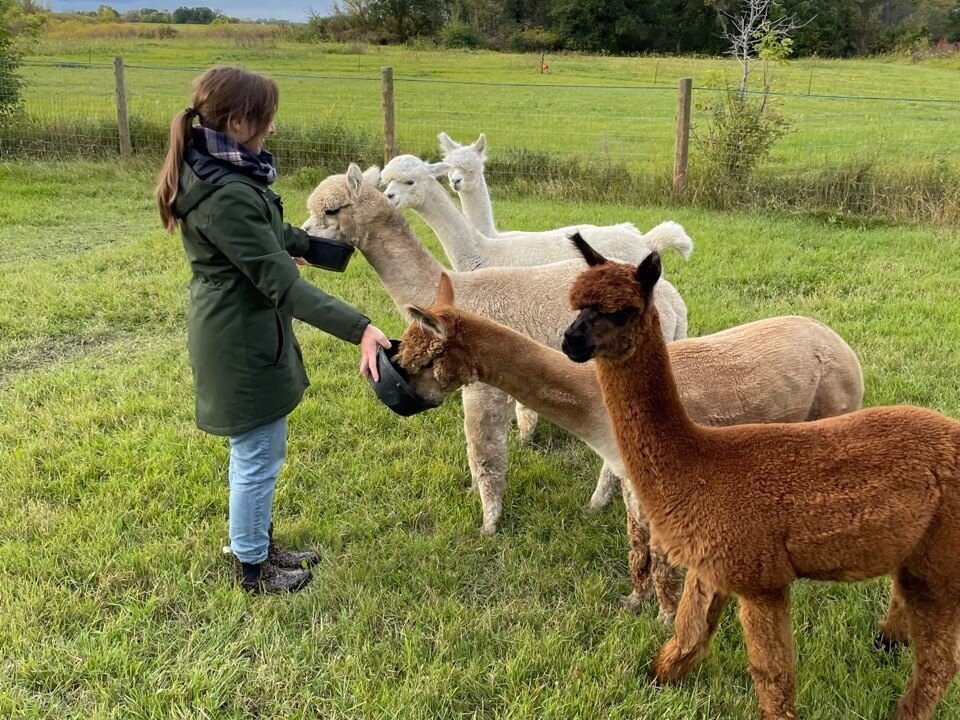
[438,132,460,152]
[435,272,455,306]
[472,133,486,154]
[427,162,452,179]
[570,232,607,267]
[635,252,662,296]
[406,306,446,340]
[346,163,364,199]
[362,165,381,186]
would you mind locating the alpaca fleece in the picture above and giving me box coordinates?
[565,242,960,720]
[397,273,863,622]
[300,164,685,535]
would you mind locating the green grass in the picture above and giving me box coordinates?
[2,159,960,718]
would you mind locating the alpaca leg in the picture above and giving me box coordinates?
[588,461,621,511]
[737,590,797,720]
[650,538,685,625]
[462,383,513,535]
[514,403,539,445]
[877,576,911,649]
[893,572,960,720]
[619,501,652,612]
[651,569,729,684]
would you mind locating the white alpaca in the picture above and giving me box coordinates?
[439,131,674,245]
[302,164,687,535]
[380,153,693,275]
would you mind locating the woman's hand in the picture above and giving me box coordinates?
[359,324,391,382]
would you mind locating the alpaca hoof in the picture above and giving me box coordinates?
[656,608,677,627]
[587,493,613,512]
[618,592,648,613]
[873,630,903,653]
[515,406,538,445]
[517,423,537,445]
[480,522,498,536]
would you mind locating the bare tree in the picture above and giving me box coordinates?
[717,0,803,94]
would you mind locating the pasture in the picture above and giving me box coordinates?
[2,154,959,718]
[9,37,960,223]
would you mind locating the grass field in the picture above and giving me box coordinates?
[2,158,960,718]
[15,36,960,179]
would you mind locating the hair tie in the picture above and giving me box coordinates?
[185,107,200,120]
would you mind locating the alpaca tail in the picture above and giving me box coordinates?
[643,221,694,260]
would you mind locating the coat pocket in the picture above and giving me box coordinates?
[272,309,286,367]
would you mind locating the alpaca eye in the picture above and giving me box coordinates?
[608,309,635,326]
[404,180,414,186]
[423,359,435,369]
[324,207,340,216]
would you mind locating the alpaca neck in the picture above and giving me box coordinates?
[464,314,603,436]
[594,308,702,511]
[457,174,498,237]
[357,208,445,310]
[413,180,488,271]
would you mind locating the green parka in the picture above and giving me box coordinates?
[174,163,369,436]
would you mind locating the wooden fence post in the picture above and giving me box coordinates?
[114,55,132,157]
[673,77,692,200]
[381,67,396,165]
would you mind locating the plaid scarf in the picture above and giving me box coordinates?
[190,126,277,185]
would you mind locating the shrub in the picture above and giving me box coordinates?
[693,90,791,182]
[440,20,482,49]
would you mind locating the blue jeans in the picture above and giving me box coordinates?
[228,416,287,565]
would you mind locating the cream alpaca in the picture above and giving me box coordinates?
[564,237,960,720]
[302,164,686,535]
[380,153,694,276]
[398,274,864,621]
[438,131,654,244]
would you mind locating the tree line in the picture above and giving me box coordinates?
[6,0,960,55]
[314,0,960,55]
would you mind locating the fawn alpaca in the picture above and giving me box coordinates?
[562,235,960,720]
[398,273,863,622]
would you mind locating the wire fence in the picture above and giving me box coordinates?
[3,59,959,222]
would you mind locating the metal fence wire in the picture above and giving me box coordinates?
[3,59,959,222]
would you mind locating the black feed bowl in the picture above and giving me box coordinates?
[366,340,441,417]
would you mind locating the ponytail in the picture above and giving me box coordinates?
[155,108,196,233]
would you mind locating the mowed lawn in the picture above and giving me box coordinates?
[19,37,960,175]
[2,159,960,719]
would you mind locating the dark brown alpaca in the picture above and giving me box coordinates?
[562,235,960,720]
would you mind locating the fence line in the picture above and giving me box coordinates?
[4,59,960,222]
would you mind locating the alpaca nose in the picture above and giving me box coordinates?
[385,191,395,200]
[562,325,595,363]
[452,179,461,190]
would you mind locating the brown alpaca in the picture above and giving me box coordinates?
[398,273,863,623]
[562,235,960,720]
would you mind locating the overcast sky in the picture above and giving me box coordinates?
[48,1,336,23]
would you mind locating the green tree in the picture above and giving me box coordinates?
[370,0,445,42]
[0,0,23,121]
[172,6,217,24]
[948,0,960,40]
[97,4,120,21]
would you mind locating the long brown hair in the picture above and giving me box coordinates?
[155,66,279,233]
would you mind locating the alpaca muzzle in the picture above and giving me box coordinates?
[562,314,596,363]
